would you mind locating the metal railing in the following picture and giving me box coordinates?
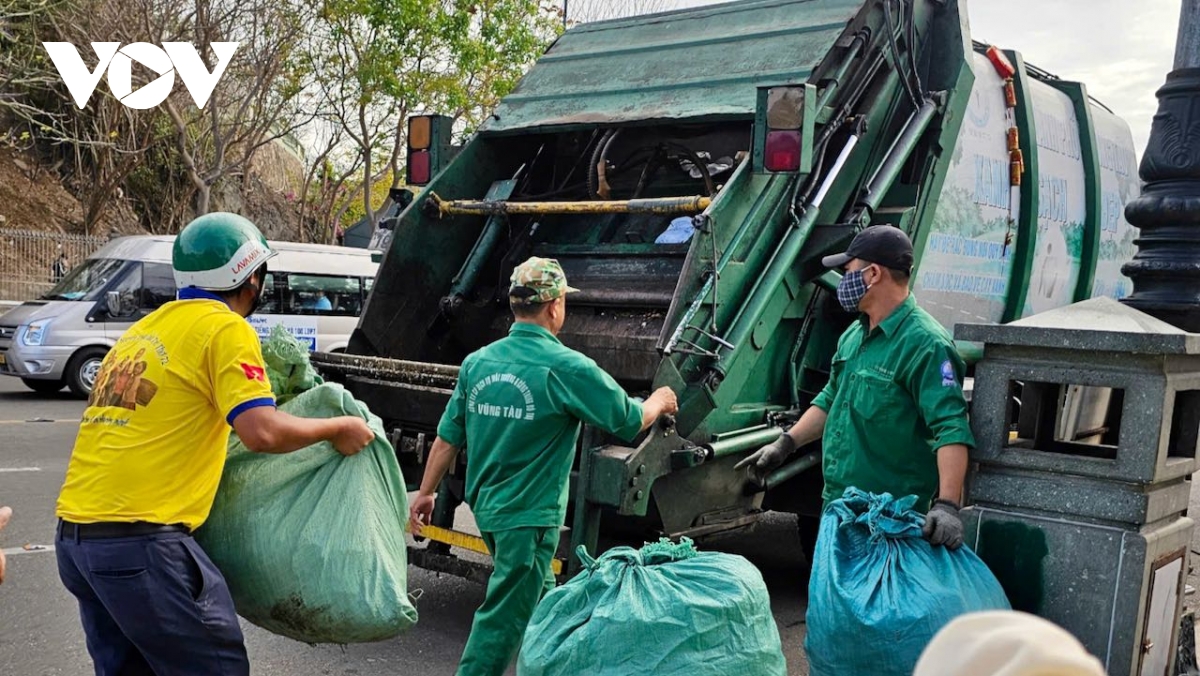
[0,229,109,302]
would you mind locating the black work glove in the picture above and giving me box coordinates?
[734,432,796,485]
[922,499,964,550]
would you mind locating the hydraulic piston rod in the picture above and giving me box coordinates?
[704,426,787,460]
[428,193,711,218]
[714,130,862,371]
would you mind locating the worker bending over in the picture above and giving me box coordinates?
[410,257,679,676]
[55,213,374,675]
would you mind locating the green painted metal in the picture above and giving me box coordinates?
[763,450,822,488]
[1000,50,1041,323]
[447,180,518,301]
[483,0,864,133]
[851,96,940,223]
[714,133,859,375]
[897,6,975,357]
[660,167,793,358]
[705,425,784,459]
[333,0,1136,585]
[1053,81,1103,302]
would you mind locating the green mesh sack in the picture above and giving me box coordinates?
[195,382,417,644]
[261,324,323,402]
[517,538,786,675]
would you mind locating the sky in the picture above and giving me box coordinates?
[573,0,1185,160]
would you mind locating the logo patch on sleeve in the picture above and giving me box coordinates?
[940,359,956,387]
[241,363,266,381]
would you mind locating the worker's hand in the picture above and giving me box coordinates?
[332,417,374,456]
[734,433,796,485]
[922,500,964,550]
[409,493,435,536]
[648,386,679,415]
[0,506,11,585]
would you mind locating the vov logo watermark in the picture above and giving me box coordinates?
[42,42,239,110]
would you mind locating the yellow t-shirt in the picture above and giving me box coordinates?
[56,296,275,530]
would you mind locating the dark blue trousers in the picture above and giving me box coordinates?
[56,527,249,676]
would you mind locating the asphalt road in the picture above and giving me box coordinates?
[0,376,812,676]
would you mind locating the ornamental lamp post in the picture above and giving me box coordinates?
[1121,0,1200,329]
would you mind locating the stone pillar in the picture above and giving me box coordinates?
[1121,0,1200,330]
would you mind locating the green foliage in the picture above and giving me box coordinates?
[339,171,399,228]
[307,0,560,226]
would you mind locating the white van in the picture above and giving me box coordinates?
[0,235,379,396]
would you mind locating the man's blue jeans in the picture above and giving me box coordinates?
[57,524,249,675]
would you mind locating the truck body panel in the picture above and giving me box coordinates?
[320,0,1141,578]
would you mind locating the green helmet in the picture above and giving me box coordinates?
[173,212,277,291]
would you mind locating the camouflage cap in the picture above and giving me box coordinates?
[509,257,579,305]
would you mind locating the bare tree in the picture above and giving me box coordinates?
[0,0,161,233]
[157,0,318,215]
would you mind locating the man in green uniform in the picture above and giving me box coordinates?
[736,225,973,548]
[409,257,679,676]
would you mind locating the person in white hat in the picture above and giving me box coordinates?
[913,611,1106,676]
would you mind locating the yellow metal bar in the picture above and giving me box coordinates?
[413,524,564,575]
[429,192,711,218]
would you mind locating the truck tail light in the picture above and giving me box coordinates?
[405,114,453,186]
[755,83,814,174]
[408,116,432,150]
[408,150,431,185]
[764,131,802,172]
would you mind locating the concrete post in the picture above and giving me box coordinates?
[1120,0,1200,329]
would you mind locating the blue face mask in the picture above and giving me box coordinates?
[836,268,871,313]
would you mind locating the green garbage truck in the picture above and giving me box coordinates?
[312,0,1142,579]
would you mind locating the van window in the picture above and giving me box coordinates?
[285,274,363,316]
[257,272,282,314]
[109,262,143,316]
[141,262,176,309]
[42,258,128,301]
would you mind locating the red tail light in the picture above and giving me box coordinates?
[408,150,431,185]
[764,131,802,172]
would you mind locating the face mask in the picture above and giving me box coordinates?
[837,268,871,313]
[245,266,268,318]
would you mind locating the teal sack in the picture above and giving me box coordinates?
[195,381,418,644]
[517,538,786,676]
[805,488,1010,676]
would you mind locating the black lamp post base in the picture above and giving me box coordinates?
[1122,67,1200,331]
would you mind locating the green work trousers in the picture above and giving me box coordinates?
[456,526,559,676]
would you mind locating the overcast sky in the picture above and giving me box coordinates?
[572,0,1184,159]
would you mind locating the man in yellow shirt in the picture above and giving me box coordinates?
[55,213,375,676]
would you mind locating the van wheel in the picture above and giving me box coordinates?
[22,378,64,394]
[66,347,108,398]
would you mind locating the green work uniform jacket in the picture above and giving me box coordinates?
[437,323,644,532]
[811,294,975,510]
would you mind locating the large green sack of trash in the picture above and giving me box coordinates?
[259,324,323,403]
[517,538,786,676]
[805,488,1010,676]
[195,329,417,644]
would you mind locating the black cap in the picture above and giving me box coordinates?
[821,225,914,272]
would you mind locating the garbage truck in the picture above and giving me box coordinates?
[312,0,1143,580]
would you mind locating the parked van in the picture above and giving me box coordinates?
[0,235,379,396]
